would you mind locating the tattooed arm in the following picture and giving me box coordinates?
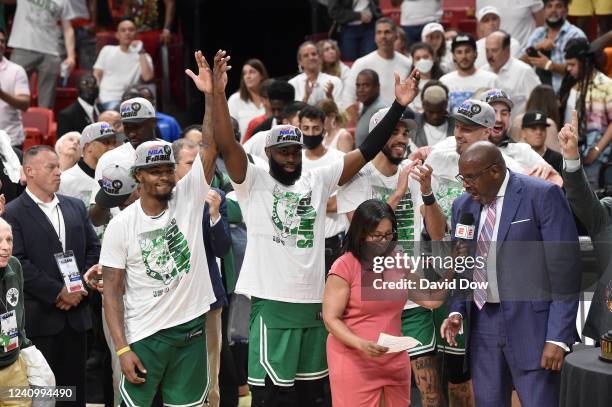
[103,266,146,385]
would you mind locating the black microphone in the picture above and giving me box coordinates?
[454,213,475,242]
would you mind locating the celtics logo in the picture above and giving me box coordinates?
[371,184,414,254]
[6,288,18,307]
[138,218,191,286]
[435,179,465,219]
[271,186,316,248]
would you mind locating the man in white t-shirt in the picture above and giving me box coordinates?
[289,41,343,106]
[0,28,30,147]
[474,6,522,68]
[60,121,117,206]
[343,18,413,108]
[298,105,348,273]
[88,97,157,227]
[208,47,419,405]
[8,0,77,108]
[392,0,443,45]
[337,107,450,405]
[412,82,455,148]
[440,34,500,113]
[482,31,541,117]
[476,0,545,47]
[93,17,154,110]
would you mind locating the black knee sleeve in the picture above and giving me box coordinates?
[443,352,471,384]
[295,377,331,407]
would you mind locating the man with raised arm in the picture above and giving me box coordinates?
[201,48,420,406]
[98,52,225,407]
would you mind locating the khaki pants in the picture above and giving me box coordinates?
[0,355,32,407]
[204,308,222,407]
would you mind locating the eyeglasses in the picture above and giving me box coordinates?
[367,232,395,242]
[455,163,496,185]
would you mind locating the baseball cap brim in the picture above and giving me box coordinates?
[131,162,176,172]
[95,189,133,209]
[453,113,486,128]
[488,96,514,110]
[522,120,550,128]
[122,116,155,123]
[267,141,303,149]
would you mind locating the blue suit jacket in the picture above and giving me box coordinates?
[202,188,232,310]
[4,192,101,337]
[450,171,580,370]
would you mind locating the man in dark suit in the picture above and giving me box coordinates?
[57,75,100,137]
[440,141,580,407]
[560,110,612,342]
[4,145,101,406]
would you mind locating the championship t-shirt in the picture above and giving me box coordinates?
[60,161,94,206]
[232,160,344,303]
[337,160,422,309]
[99,156,214,344]
[302,148,349,238]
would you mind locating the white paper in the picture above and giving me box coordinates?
[377,333,422,353]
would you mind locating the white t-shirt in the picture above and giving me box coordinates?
[400,0,443,27]
[242,130,269,162]
[424,122,449,146]
[343,51,413,107]
[90,142,136,207]
[0,58,29,146]
[93,46,154,103]
[289,72,343,106]
[60,162,94,206]
[302,149,349,238]
[8,0,76,56]
[482,58,541,117]
[99,156,214,344]
[232,160,344,303]
[439,69,500,113]
[476,0,544,47]
[498,141,548,170]
[475,37,522,69]
[228,92,265,137]
[337,160,422,309]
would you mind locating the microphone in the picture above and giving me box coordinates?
[454,213,475,241]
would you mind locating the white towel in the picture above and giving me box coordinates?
[0,130,22,183]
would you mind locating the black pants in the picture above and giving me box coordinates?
[251,376,331,407]
[219,303,239,407]
[324,232,345,274]
[31,325,87,406]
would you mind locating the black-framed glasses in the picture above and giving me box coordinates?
[455,163,497,185]
[367,231,395,242]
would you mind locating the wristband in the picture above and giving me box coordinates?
[544,60,552,71]
[422,192,436,206]
[116,346,131,357]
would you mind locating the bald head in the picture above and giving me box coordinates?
[460,141,505,168]
[458,141,506,204]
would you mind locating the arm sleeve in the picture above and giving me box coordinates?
[93,46,108,71]
[230,161,258,204]
[13,66,30,96]
[328,255,354,285]
[175,153,210,207]
[99,217,128,269]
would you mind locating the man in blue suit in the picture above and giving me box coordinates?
[440,141,580,407]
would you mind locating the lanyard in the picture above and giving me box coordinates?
[56,205,62,245]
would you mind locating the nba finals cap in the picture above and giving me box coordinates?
[132,140,175,170]
[421,22,445,42]
[265,125,304,149]
[120,97,156,123]
[369,107,417,134]
[480,88,514,110]
[453,99,496,129]
[95,163,138,208]
[80,122,116,147]
[522,110,550,128]
[452,33,477,52]
[476,6,500,22]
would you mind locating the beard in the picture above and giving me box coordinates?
[545,17,565,29]
[269,157,302,186]
[382,145,405,165]
[155,190,174,203]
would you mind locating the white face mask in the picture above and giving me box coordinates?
[415,58,434,74]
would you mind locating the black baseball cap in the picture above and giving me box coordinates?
[521,110,550,128]
[451,34,476,52]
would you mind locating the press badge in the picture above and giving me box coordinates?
[55,251,85,293]
[0,310,18,352]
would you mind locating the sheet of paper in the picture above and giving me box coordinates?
[377,333,422,353]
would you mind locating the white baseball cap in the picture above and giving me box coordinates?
[95,163,138,208]
[476,6,500,22]
[120,97,156,123]
[80,122,115,147]
[132,140,175,170]
[369,107,417,134]
[421,22,445,42]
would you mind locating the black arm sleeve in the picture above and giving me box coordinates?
[358,100,405,162]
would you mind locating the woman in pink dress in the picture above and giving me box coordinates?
[323,199,445,407]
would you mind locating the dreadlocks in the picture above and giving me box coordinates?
[559,38,595,141]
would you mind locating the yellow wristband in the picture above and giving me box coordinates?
[116,346,131,357]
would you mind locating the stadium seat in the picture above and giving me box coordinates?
[54,87,79,114]
[22,128,43,152]
[441,0,476,35]
[22,107,57,147]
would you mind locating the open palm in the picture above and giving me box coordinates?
[394,69,420,106]
[185,51,213,94]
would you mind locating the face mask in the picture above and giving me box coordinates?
[545,16,565,29]
[303,133,324,150]
[269,156,302,186]
[414,58,434,74]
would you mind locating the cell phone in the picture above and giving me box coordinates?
[526,47,539,58]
